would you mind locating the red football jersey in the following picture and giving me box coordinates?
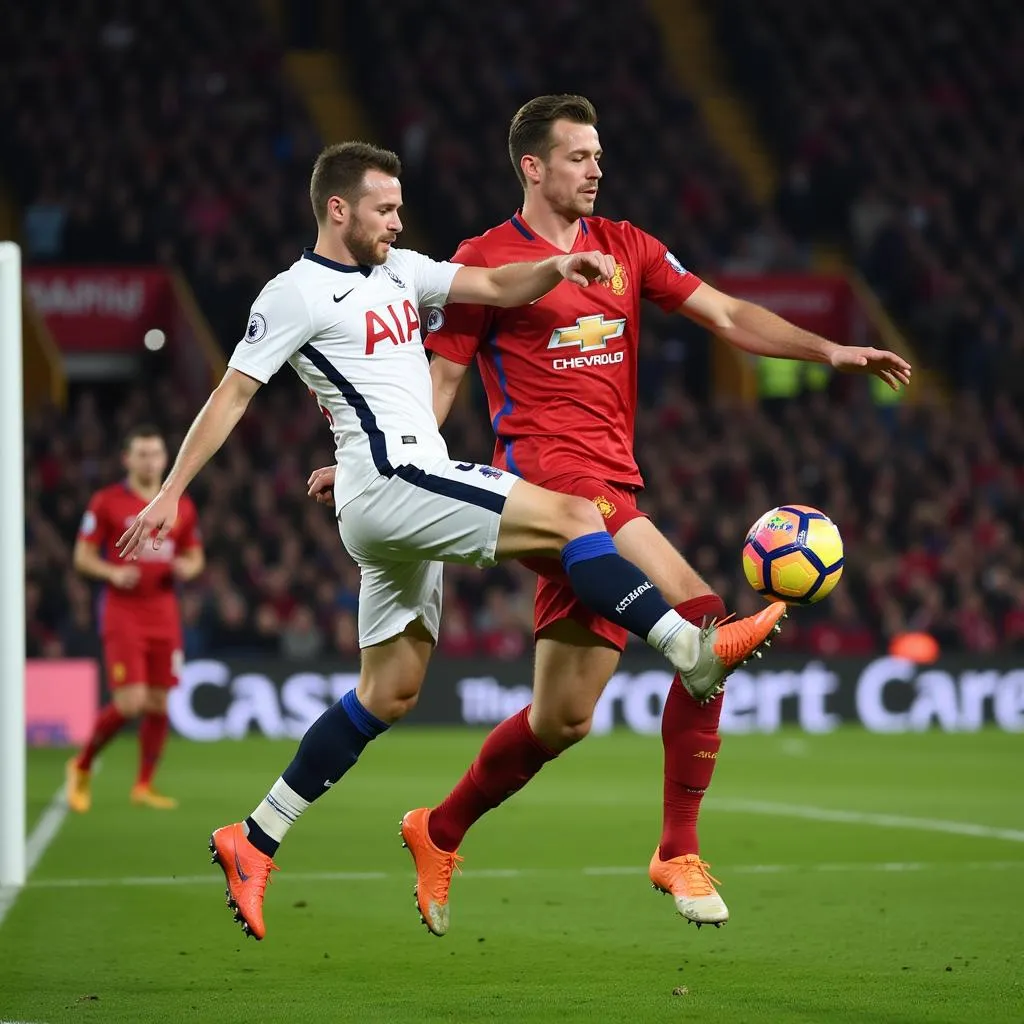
[425,213,702,486]
[77,483,201,637]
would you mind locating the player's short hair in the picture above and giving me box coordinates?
[310,142,402,222]
[122,424,164,451]
[508,95,598,189]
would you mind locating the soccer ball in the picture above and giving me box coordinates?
[742,505,844,605]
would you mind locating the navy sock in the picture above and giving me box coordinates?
[244,818,280,857]
[282,689,389,801]
[242,691,389,858]
[561,532,679,646]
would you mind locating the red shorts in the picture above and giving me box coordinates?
[102,633,183,689]
[521,474,648,652]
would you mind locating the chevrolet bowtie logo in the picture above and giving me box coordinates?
[547,314,626,352]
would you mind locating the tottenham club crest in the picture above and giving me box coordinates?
[426,308,445,333]
[383,265,406,288]
[246,312,268,344]
[664,252,687,276]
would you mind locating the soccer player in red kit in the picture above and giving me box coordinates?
[395,95,911,934]
[65,425,205,812]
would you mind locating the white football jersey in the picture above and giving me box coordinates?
[228,247,461,506]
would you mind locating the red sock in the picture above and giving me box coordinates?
[76,704,127,771]
[137,712,170,786]
[429,705,557,852]
[659,595,728,860]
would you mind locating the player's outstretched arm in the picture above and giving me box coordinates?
[117,369,262,559]
[447,252,615,308]
[680,282,912,390]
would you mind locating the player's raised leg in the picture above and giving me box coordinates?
[210,560,440,940]
[495,478,784,700]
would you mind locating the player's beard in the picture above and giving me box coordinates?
[343,219,390,266]
[546,183,597,221]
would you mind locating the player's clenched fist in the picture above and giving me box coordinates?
[556,251,616,287]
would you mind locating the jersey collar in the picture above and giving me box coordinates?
[302,247,372,276]
[509,211,589,246]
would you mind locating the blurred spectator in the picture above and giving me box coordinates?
[280,604,325,660]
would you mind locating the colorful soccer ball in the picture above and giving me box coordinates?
[742,505,844,605]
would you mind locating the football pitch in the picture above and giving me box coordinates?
[1,729,1021,1023]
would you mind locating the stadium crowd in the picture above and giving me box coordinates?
[1,0,321,349]
[25,378,1024,661]
[344,0,812,275]
[717,0,1024,401]
[10,0,1024,660]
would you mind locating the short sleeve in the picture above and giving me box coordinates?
[228,275,313,384]
[423,240,493,366]
[77,492,108,546]
[632,226,703,312]
[176,497,203,551]
[403,249,462,309]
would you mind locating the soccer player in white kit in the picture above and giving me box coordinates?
[117,142,785,941]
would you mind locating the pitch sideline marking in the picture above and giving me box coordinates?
[0,785,69,930]
[706,798,1024,843]
[22,859,1024,891]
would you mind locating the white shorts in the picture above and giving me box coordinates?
[339,457,520,647]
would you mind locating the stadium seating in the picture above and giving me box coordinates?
[0,0,321,348]
[340,0,810,275]
[26,380,1024,658]
[13,1,1024,659]
[714,0,1024,400]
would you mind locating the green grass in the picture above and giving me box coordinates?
[2,729,1023,1023]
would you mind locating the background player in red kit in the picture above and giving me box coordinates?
[395,95,911,934]
[65,425,205,812]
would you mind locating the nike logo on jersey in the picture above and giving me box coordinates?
[333,290,354,303]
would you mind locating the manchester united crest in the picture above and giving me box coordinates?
[593,495,617,519]
[601,261,628,297]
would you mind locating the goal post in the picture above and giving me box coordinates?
[0,241,26,888]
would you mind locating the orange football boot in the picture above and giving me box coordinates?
[400,807,463,936]
[65,757,91,814]
[678,601,787,702]
[209,822,279,940]
[649,850,729,928]
[130,783,179,809]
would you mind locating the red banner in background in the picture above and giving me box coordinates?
[712,274,866,345]
[23,266,175,352]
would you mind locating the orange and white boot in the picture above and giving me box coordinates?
[65,758,92,814]
[400,807,463,936]
[209,822,279,940]
[649,849,729,928]
[677,602,787,703]
[130,783,179,809]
